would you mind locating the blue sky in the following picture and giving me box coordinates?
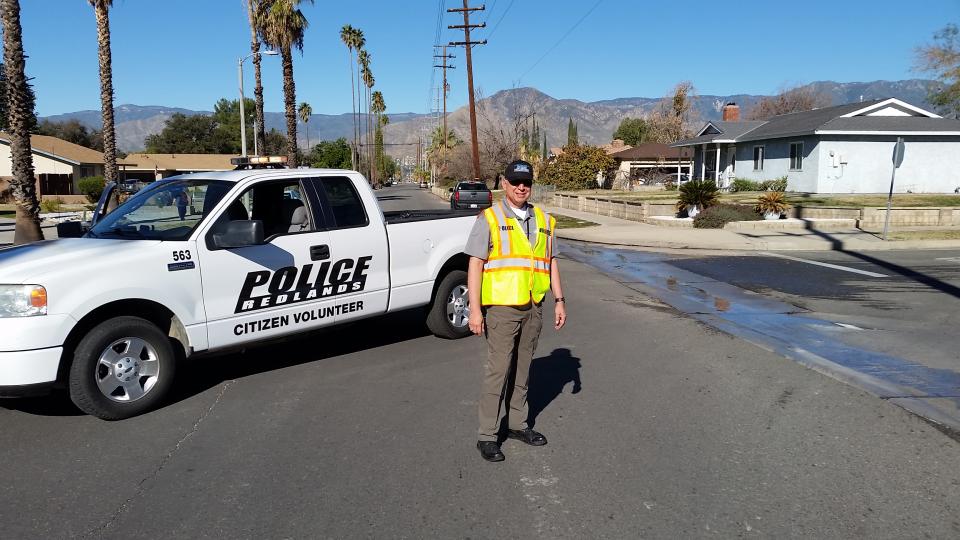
[17,0,959,117]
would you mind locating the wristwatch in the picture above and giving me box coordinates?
[555,297,565,303]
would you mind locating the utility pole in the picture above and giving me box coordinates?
[448,1,486,182]
[433,46,456,168]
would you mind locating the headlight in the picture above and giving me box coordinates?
[0,285,47,317]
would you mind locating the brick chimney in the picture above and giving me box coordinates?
[722,102,740,122]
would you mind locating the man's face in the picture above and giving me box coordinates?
[500,175,532,207]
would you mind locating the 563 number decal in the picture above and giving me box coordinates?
[172,250,192,261]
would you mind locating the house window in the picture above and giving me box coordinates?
[753,146,764,171]
[790,142,803,170]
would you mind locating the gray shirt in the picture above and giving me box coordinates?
[464,202,557,260]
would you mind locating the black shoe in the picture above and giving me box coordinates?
[477,441,505,462]
[507,428,548,446]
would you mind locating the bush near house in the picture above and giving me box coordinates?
[540,145,615,191]
[761,176,788,192]
[729,179,761,192]
[78,176,106,203]
[693,203,761,228]
[40,197,64,214]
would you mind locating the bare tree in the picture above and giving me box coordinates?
[746,85,830,120]
[645,81,700,143]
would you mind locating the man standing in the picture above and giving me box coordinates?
[465,160,567,463]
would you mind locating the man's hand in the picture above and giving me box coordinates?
[554,302,566,330]
[469,309,485,336]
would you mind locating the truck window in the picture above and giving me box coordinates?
[89,179,232,241]
[212,180,314,239]
[316,177,368,229]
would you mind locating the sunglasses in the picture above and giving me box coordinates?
[505,177,533,188]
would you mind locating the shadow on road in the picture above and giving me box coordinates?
[793,206,960,300]
[2,308,433,417]
[375,195,410,202]
[527,347,582,428]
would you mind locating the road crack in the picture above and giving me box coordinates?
[81,380,235,539]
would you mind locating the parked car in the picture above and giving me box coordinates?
[449,181,492,210]
[419,180,428,188]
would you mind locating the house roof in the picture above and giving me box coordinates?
[816,116,960,134]
[673,98,959,146]
[0,132,133,165]
[124,153,236,172]
[735,100,885,142]
[610,143,692,160]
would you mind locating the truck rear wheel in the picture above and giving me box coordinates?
[69,316,176,420]
[427,270,472,339]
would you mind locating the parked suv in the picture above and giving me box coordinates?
[449,181,492,210]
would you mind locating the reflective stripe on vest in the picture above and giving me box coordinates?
[481,202,554,306]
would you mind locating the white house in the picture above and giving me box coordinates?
[672,99,960,193]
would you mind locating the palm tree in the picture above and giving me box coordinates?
[1,0,42,243]
[352,30,365,169]
[340,24,358,169]
[256,0,310,167]
[371,91,385,181]
[88,0,118,184]
[247,0,267,155]
[359,52,374,182]
[298,101,312,150]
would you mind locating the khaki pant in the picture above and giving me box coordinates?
[478,303,543,441]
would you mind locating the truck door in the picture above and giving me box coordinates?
[307,175,389,324]
[196,177,343,349]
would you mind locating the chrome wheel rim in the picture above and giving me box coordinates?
[446,284,470,328]
[95,337,160,403]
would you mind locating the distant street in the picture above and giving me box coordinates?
[375,182,448,212]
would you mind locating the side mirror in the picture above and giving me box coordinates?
[56,221,85,238]
[212,220,265,249]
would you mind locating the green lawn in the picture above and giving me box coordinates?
[0,211,14,219]
[554,213,599,229]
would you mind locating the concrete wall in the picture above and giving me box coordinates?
[815,136,960,193]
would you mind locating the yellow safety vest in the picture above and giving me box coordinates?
[481,202,556,306]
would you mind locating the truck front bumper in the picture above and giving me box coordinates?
[0,347,63,397]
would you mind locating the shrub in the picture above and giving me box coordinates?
[693,203,761,229]
[729,179,761,192]
[40,197,63,213]
[0,186,11,203]
[78,176,106,203]
[760,176,788,192]
[676,179,719,214]
[755,191,791,215]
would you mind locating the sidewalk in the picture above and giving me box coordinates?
[544,205,960,252]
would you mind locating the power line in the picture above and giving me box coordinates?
[517,0,604,82]
[485,0,514,40]
[481,0,500,25]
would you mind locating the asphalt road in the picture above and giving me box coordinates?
[2,189,960,537]
[3,260,960,536]
[375,183,449,212]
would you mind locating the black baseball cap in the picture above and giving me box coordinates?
[504,160,534,182]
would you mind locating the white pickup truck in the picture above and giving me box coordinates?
[0,168,476,419]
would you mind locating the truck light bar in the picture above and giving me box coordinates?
[231,155,289,169]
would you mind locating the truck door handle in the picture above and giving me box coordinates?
[310,245,330,261]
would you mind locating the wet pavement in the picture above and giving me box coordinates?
[562,240,960,434]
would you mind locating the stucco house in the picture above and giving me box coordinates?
[0,133,132,202]
[672,99,960,193]
[122,153,236,182]
[609,142,693,188]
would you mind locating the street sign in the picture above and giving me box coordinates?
[883,137,905,240]
[892,137,905,168]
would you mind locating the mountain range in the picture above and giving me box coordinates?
[40,79,938,154]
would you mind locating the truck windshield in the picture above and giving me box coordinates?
[89,179,233,241]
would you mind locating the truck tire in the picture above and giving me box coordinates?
[68,316,176,420]
[426,270,472,339]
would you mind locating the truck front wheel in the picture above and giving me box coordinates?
[426,270,472,339]
[69,316,176,420]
